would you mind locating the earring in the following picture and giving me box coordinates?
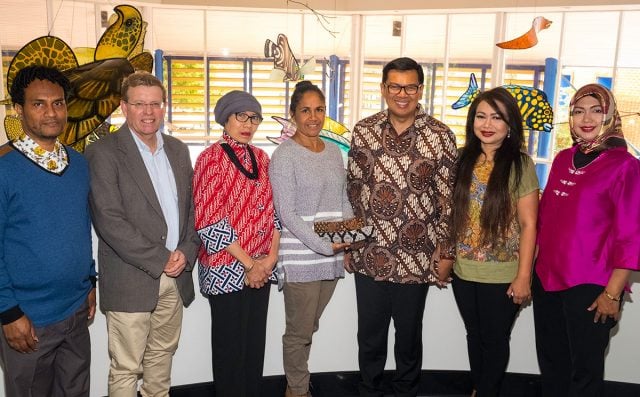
[507,128,511,138]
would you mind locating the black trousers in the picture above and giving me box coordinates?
[532,273,618,397]
[354,272,429,397]
[209,283,271,397]
[451,274,520,397]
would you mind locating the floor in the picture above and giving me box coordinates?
[163,370,640,397]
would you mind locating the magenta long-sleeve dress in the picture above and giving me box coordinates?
[536,145,640,291]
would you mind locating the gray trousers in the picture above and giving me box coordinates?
[0,301,91,397]
[282,279,338,395]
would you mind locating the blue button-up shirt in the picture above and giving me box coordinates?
[130,129,179,251]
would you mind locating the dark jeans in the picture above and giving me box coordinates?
[354,272,429,397]
[209,283,271,397]
[0,301,91,397]
[532,273,618,397]
[451,274,520,397]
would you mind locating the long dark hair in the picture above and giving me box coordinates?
[451,87,525,246]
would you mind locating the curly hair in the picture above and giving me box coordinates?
[10,65,71,106]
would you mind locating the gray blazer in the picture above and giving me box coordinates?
[85,125,200,312]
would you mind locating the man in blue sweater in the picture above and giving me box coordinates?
[0,65,96,396]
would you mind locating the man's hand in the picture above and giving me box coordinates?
[344,252,354,273]
[164,250,187,278]
[87,288,97,321]
[2,315,38,353]
[435,258,454,288]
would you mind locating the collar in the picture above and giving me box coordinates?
[12,134,68,174]
[130,129,164,154]
[381,104,426,132]
[221,131,252,160]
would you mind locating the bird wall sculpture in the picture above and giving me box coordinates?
[3,4,153,151]
[496,16,552,50]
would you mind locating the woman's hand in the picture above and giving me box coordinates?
[588,269,631,323]
[332,242,350,253]
[588,291,621,323]
[245,256,271,289]
[507,274,531,305]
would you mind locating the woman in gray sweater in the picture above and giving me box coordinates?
[269,81,352,397]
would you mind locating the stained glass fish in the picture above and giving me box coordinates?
[264,34,315,82]
[2,4,152,151]
[452,73,554,133]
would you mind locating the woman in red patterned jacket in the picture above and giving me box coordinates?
[193,90,280,397]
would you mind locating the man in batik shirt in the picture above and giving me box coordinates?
[346,57,457,397]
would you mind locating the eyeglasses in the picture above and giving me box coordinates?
[235,112,263,125]
[126,101,165,111]
[384,83,422,95]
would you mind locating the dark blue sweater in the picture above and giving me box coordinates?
[0,143,95,327]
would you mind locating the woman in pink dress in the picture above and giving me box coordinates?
[533,84,640,397]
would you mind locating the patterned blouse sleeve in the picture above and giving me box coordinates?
[192,145,239,255]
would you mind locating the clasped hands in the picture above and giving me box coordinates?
[245,254,276,289]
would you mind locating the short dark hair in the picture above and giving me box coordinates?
[121,71,167,103]
[289,80,325,114]
[382,57,424,85]
[10,65,71,106]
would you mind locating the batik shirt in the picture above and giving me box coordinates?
[347,105,457,284]
[193,134,279,295]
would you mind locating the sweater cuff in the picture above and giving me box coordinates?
[0,305,24,325]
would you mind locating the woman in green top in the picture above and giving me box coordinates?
[440,87,539,397]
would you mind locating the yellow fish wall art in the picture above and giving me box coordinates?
[452,73,554,133]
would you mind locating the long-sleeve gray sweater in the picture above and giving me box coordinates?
[269,139,354,283]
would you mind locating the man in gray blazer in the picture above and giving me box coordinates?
[85,71,200,397]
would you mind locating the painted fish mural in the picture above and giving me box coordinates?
[452,73,554,133]
[2,4,153,151]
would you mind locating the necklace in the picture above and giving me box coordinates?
[220,143,258,180]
